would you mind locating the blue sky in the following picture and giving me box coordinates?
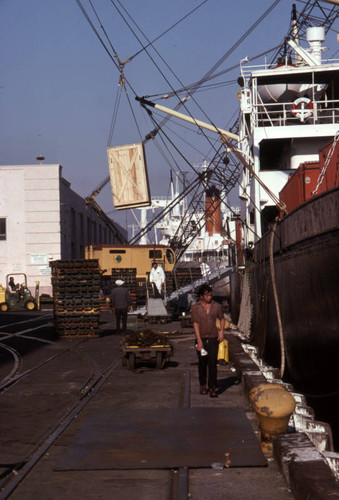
[1,0,338,231]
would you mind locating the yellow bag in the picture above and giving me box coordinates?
[217,339,229,363]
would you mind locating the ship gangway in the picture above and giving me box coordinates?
[131,265,236,319]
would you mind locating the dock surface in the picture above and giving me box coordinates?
[0,310,337,499]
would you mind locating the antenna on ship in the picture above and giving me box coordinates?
[291,4,302,65]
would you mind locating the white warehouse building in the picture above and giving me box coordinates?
[0,163,127,296]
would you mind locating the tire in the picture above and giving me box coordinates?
[0,302,9,312]
[24,300,36,311]
[121,356,127,367]
[127,353,135,370]
[156,351,164,369]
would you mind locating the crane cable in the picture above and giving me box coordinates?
[107,85,123,147]
[156,45,281,100]
[125,0,209,63]
[78,0,286,231]
[77,0,283,159]
[75,0,122,75]
[142,109,261,240]
[109,0,225,156]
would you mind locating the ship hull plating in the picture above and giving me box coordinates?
[249,187,339,395]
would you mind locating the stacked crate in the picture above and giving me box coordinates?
[165,271,174,295]
[50,259,100,338]
[174,267,202,289]
[111,268,137,307]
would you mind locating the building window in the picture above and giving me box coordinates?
[0,218,6,240]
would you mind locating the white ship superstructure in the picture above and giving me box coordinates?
[238,26,339,245]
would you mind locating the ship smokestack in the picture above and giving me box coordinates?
[205,185,222,236]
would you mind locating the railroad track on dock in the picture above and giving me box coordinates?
[0,353,122,499]
[0,315,121,498]
[0,318,197,500]
[0,314,82,391]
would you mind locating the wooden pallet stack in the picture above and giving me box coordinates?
[165,271,174,295]
[174,267,202,289]
[50,259,101,338]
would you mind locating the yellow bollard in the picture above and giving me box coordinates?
[250,383,296,455]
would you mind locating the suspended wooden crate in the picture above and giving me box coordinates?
[107,143,151,209]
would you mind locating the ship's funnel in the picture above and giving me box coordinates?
[205,186,222,236]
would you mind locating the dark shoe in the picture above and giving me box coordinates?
[209,388,218,398]
[200,386,208,395]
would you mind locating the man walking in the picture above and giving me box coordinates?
[191,284,224,398]
[111,279,132,334]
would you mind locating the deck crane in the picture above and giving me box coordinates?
[85,177,128,244]
[136,97,287,215]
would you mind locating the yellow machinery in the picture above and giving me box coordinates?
[86,244,176,304]
[0,274,40,312]
[85,244,175,278]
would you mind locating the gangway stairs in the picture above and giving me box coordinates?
[131,265,237,317]
[167,265,236,303]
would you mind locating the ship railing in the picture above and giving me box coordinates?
[253,98,339,128]
[241,58,339,80]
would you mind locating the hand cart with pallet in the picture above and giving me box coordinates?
[121,343,173,370]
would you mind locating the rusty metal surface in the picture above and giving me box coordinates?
[56,408,267,470]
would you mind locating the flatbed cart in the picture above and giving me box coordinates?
[121,343,173,370]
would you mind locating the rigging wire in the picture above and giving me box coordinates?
[75,0,120,74]
[129,173,204,244]
[78,0,284,191]
[136,0,283,146]
[125,0,209,63]
[138,104,265,245]
[109,0,226,158]
[76,0,291,246]
[157,45,281,99]
[162,121,216,157]
[184,0,283,93]
[124,86,144,142]
[129,106,260,249]
[107,85,123,147]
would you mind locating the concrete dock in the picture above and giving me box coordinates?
[0,311,338,499]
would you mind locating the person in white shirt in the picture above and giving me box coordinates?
[150,262,165,298]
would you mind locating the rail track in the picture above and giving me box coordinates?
[0,314,200,500]
[0,313,122,497]
[0,314,195,500]
[0,315,293,500]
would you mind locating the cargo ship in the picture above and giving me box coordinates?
[104,0,339,440]
[232,13,339,445]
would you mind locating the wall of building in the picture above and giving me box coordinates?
[0,164,127,297]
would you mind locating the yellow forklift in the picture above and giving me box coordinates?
[0,274,40,312]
